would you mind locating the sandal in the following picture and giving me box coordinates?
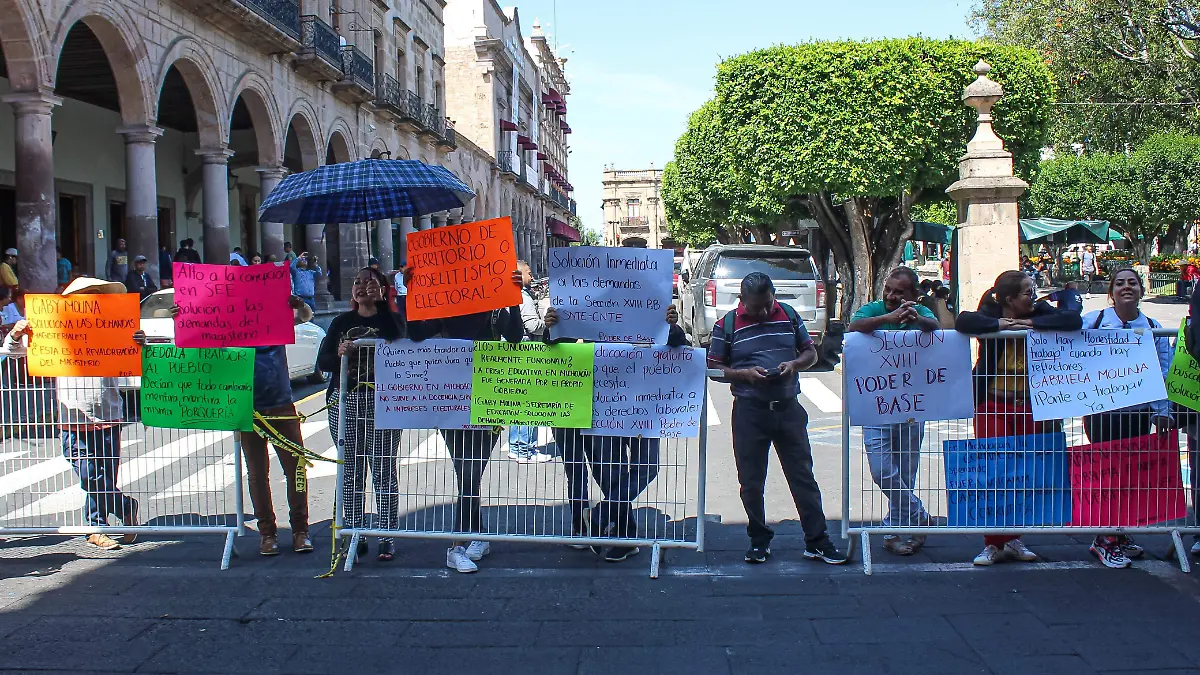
[377,539,395,562]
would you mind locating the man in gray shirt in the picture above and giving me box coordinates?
[106,238,128,282]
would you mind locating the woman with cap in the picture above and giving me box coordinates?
[0,277,146,550]
[0,248,18,291]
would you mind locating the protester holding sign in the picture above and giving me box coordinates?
[405,265,524,573]
[542,303,688,563]
[956,270,1083,566]
[848,267,952,556]
[708,272,847,566]
[318,267,407,563]
[508,260,551,464]
[1175,283,1200,558]
[0,278,146,551]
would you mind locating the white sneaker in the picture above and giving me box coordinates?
[973,544,1002,566]
[465,540,490,561]
[446,546,478,573]
[1004,539,1038,562]
[529,451,553,463]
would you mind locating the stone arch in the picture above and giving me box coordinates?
[473,185,486,221]
[283,106,320,172]
[155,36,226,148]
[0,0,50,90]
[326,128,354,165]
[369,137,389,159]
[393,145,411,160]
[51,0,154,124]
[228,70,282,166]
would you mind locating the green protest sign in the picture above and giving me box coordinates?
[1165,319,1200,413]
[470,341,594,427]
[140,345,255,431]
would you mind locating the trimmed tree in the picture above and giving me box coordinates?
[1137,132,1200,254]
[713,38,1054,316]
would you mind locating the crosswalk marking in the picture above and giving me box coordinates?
[800,377,842,414]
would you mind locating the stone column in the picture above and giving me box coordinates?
[117,125,163,282]
[257,166,288,262]
[375,219,394,272]
[946,61,1029,316]
[396,217,414,266]
[339,222,371,300]
[196,147,235,264]
[305,223,334,309]
[4,91,60,292]
[432,213,448,228]
[419,215,432,231]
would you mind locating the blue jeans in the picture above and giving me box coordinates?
[299,296,315,311]
[508,425,537,455]
[61,427,136,527]
[862,422,927,526]
[553,429,660,537]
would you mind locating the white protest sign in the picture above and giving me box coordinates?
[374,339,479,429]
[844,330,975,426]
[1027,329,1168,421]
[583,344,707,438]
[547,246,673,343]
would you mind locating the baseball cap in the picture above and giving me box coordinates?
[368,257,380,266]
[134,255,148,263]
[4,248,16,256]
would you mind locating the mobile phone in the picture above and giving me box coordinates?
[764,366,783,378]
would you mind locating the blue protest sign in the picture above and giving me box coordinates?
[943,433,1072,527]
[547,246,673,344]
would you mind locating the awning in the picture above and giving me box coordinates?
[499,119,518,132]
[561,124,572,134]
[547,217,579,242]
[537,152,548,160]
[541,94,555,106]
[910,221,952,245]
[1018,218,1115,245]
[516,134,530,146]
[548,88,562,102]
[523,140,538,151]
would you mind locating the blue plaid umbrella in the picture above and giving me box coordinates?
[257,158,475,224]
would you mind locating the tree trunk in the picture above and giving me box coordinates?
[748,223,774,245]
[1162,221,1191,255]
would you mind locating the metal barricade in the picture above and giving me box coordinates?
[843,328,1198,575]
[0,357,243,568]
[334,341,707,578]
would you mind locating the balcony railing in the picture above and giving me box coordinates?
[621,216,649,226]
[549,187,570,210]
[423,104,444,136]
[497,150,516,174]
[241,0,301,41]
[400,90,424,124]
[300,15,341,70]
[570,199,577,216]
[375,73,402,112]
[439,120,457,149]
[340,45,373,92]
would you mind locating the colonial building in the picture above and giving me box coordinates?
[602,167,671,249]
[0,0,572,299]
[443,0,575,275]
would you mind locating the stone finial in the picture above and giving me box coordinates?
[532,19,544,37]
[963,60,1005,153]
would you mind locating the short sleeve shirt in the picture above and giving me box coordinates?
[707,301,812,401]
[850,300,936,331]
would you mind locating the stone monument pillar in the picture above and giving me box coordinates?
[946,61,1029,315]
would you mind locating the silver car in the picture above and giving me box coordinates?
[679,244,828,347]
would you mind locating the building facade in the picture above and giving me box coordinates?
[0,0,571,300]
[443,1,575,276]
[602,167,671,249]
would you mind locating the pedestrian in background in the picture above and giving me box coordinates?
[318,267,407,563]
[508,260,551,464]
[1044,280,1083,313]
[707,272,847,566]
[283,241,298,263]
[250,253,263,266]
[956,270,1082,566]
[0,287,23,332]
[56,248,72,290]
[1080,244,1097,297]
[158,245,173,288]
[106,238,128,282]
[291,254,321,311]
[174,238,201,265]
[125,255,157,300]
[849,267,950,556]
[230,247,248,266]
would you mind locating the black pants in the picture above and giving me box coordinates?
[439,428,499,533]
[1082,409,1155,444]
[732,397,829,547]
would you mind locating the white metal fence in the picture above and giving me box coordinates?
[334,341,708,577]
[842,328,1199,575]
[0,356,242,568]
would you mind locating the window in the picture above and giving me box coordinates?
[713,254,818,281]
[626,199,641,218]
[415,65,424,99]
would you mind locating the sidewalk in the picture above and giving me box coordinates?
[3,527,1200,674]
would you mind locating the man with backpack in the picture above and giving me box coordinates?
[707,271,847,566]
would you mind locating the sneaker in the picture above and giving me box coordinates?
[605,546,640,562]
[86,533,121,551]
[446,546,478,573]
[259,535,279,556]
[973,544,1002,566]
[1117,535,1144,559]
[882,534,915,556]
[121,499,140,544]
[1090,536,1131,569]
[803,539,849,565]
[744,546,770,564]
[1003,539,1038,562]
[915,512,948,527]
[529,451,554,463]
[507,449,532,461]
[465,540,490,562]
[292,532,313,553]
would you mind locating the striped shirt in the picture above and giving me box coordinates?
[707,301,813,400]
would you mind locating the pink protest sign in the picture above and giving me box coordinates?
[1070,431,1186,527]
[173,262,295,348]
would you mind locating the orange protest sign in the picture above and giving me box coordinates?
[405,216,522,321]
[25,293,142,378]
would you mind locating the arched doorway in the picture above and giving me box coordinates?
[324,129,360,300]
[228,83,280,260]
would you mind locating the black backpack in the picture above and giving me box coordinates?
[721,302,803,362]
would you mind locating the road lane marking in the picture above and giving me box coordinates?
[800,378,842,413]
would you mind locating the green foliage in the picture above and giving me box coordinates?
[912,199,958,226]
[973,0,1200,149]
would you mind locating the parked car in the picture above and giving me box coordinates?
[673,257,684,298]
[118,288,328,391]
[680,244,828,347]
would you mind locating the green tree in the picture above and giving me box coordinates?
[712,38,1054,315]
[912,199,958,226]
[973,0,1200,149]
[1136,132,1200,252]
[662,102,748,247]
